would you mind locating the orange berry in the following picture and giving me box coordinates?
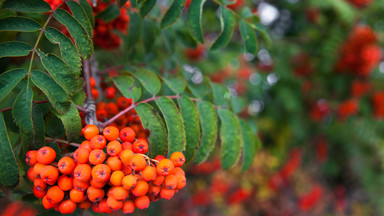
[176,175,186,190]
[121,164,133,175]
[59,199,76,214]
[58,156,76,175]
[78,199,92,209]
[92,88,99,99]
[90,135,107,150]
[121,142,133,150]
[160,188,176,200]
[131,180,149,197]
[122,200,135,214]
[27,167,36,181]
[92,164,111,182]
[116,96,132,109]
[119,149,134,166]
[26,150,38,166]
[96,102,106,110]
[46,186,64,204]
[36,146,56,165]
[164,175,177,189]
[104,87,116,100]
[74,148,90,164]
[79,140,92,152]
[152,175,165,186]
[90,178,107,189]
[141,165,157,182]
[173,167,185,176]
[130,154,147,171]
[107,156,123,171]
[156,159,174,176]
[89,149,106,165]
[122,175,138,190]
[90,77,96,88]
[33,187,46,198]
[73,179,89,191]
[58,175,73,191]
[74,164,92,182]
[70,189,86,203]
[155,155,166,161]
[105,102,118,117]
[103,126,120,141]
[120,127,136,142]
[32,163,45,178]
[148,184,161,196]
[111,186,129,201]
[87,186,105,202]
[40,165,59,185]
[107,140,122,156]
[82,124,99,140]
[42,195,57,209]
[132,139,149,154]
[170,152,185,167]
[134,196,150,209]
[99,198,113,213]
[110,171,124,186]
[96,109,107,121]
[34,178,47,191]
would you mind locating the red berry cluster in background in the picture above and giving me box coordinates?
[372,91,384,118]
[45,0,63,10]
[298,185,323,211]
[291,52,313,77]
[25,124,186,214]
[346,0,373,8]
[336,25,382,77]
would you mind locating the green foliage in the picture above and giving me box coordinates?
[130,69,161,95]
[239,20,257,54]
[139,0,156,18]
[52,104,82,142]
[0,17,41,32]
[0,69,28,102]
[161,0,186,29]
[187,0,206,43]
[67,1,93,37]
[95,4,120,23]
[0,41,32,57]
[2,0,51,13]
[211,6,235,50]
[112,76,142,102]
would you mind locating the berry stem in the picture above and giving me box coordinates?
[0,100,88,113]
[99,95,200,128]
[45,137,81,148]
[136,153,159,164]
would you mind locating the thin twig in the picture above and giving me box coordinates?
[45,137,81,147]
[82,59,93,100]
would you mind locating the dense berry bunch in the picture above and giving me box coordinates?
[25,125,186,214]
[372,91,384,118]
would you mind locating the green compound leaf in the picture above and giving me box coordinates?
[31,104,45,148]
[12,85,33,132]
[187,0,206,43]
[67,1,93,37]
[162,76,187,95]
[187,77,210,98]
[239,119,257,171]
[178,96,200,163]
[31,70,71,114]
[161,0,186,29]
[130,69,161,95]
[211,82,230,106]
[53,9,93,59]
[0,113,19,187]
[140,0,156,18]
[79,0,95,27]
[126,11,142,49]
[95,4,120,23]
[218,109,242,170]
[211,6,235,50]
[155,97,186,156]
[0,41,32,58]
[37,50,78,95]
[0,69,28,103]
[194,101,218,164]
[53,103,82,142]
[135,103,168,157]
[44,27,81,76]
[0,17,41,32]
[3,0,51,13]
[239,20,257,55]
[112,75,142,102]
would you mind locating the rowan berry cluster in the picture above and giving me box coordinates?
[25,124,186,214]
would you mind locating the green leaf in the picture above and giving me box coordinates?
[31,70,71,114]
[0,41,32,58]
[176,29,198,48]
[0,69,28,102]
[112,76,141,102]
[252,23,271,48]
[239,20,257,54]
[12,85,33,132]
[37,50,78,95]
[130,69,161,95]
[142,19,159,52]
[79,0,95,27]
[0,17,41,32]
[187,0,206,43]
[177,96,200,162]
[239,119,257,171]
[218,109,242,170]
[187,77,210,98]
[126,11,142,49]
[44,27,81,76]
[155,97,186,156]
[211,82,230,106]
[135,103,168,157]
[194,101,218,164]
[53,103,81,142]
[95,4,120,23]
[139,0,156,18]
[162,76,187,94]
[45,113,65,138]
[161,0,186,29]
[67,1,93,37]
[31,104,45,148]
[0,113,19,187]
[3,0,51,13]
[211,6,235,50]
[53,9,93,59]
